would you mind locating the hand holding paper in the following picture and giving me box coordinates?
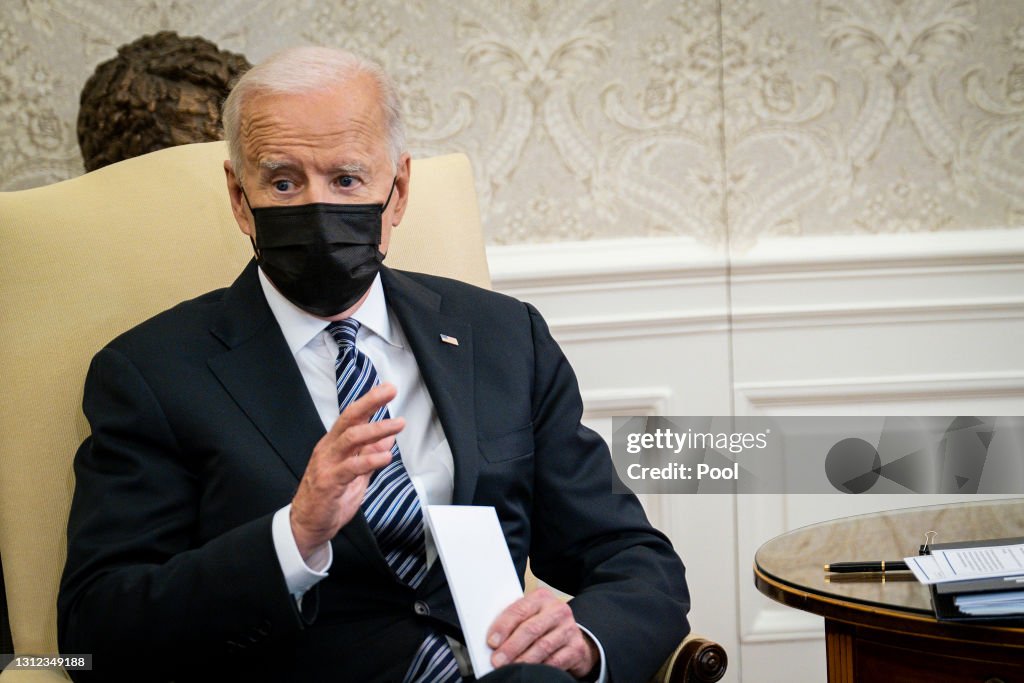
[425,505,524,677]
[425,505,598,678]
[487,588,599,677]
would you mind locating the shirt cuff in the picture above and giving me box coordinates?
[271,504,332,599]
[577,623,607,683]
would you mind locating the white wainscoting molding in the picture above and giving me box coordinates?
[546,311,730,343]
[727,228,1024,275]
[488,228,1024,293]
[737,372,1024,409]
[730,298,1024,331]
[578,387,674,530]
[489,236,731,343]
[744,609,823,643]
[488,236,726,293]
[488,228,1024,337]
[579,387,672,420]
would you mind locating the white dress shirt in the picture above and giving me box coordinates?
[259,267,453,594]
[258,267,606,682]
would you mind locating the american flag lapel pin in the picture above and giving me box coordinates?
[439,333,459,346]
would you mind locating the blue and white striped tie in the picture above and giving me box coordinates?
[328,320,461,683]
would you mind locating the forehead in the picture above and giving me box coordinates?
[239,76,389,171]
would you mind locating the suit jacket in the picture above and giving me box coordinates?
[58,262,690,682]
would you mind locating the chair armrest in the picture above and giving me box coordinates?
[650,632,728,683]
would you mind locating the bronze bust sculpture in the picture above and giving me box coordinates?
[78,31,251,171]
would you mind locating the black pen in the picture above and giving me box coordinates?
[824,560,910,573]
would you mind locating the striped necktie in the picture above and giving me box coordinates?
[327,320,461,683]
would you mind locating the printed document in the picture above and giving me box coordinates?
[905,542,1024,585]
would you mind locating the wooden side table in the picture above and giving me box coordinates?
[754,499,1024,682]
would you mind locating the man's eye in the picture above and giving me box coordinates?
[338,176,356,188]
[273,180,293,192]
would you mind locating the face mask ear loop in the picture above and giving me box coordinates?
[376,176,399,260]
[239,183,261,260]
[380,176,398,215]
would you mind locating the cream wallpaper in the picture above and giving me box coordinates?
[1,0,1022,245]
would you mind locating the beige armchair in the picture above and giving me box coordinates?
[0,141,726,682]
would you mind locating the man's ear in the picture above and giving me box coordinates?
[388,152,412,227]
[224,160,254,238]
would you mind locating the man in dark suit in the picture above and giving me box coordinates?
[58,46,689,682]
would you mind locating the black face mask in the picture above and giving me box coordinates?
[243,178,397,317]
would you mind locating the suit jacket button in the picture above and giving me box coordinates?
[414,600,430,616]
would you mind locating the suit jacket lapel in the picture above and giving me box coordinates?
[207,262,390,575]
[207,261,324,481]
[381,268,480,506]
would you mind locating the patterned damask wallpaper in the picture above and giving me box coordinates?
[1,0,1022,245]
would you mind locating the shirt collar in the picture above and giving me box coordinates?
[257,267,401,355]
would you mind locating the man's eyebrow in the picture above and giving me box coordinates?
[257,159,300,174]
[328,162,369,175]
[256,160,369,175]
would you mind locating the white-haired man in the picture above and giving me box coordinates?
[59,47,690,682]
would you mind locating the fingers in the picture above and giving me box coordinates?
[488,589,582,670]
[559,634,601,679]
[329,382,399,436]
[317,382,405,479]
[292,432,397,559]
[487,592,540,660]
[290,383,405,559]
[330,423,403,480]
[543,642,591,678]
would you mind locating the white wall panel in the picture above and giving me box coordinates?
[489,227,1024,683]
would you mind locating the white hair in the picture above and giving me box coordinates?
[222,46,406,181]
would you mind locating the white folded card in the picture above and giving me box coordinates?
[424,505,524,677]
